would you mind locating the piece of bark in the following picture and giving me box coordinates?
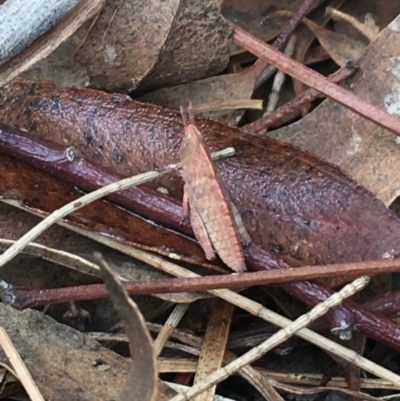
[0,0,80,66]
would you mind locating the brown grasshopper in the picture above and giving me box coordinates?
[179,106,251,272]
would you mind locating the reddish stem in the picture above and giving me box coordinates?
[4,259,400,309]
[252,0,319,79]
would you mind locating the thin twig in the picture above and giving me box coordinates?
[0,327,44,401]
[190,99,263,113]
[153,304,189,357]
[264,36,297,121]
[254,0,319,87]
[5,258,400,308]
[234,26,400,137]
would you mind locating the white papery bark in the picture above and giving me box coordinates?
[0,0,80,66]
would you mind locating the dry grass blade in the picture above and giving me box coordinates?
[169,277,370,401]
[265,35,297,117]
[0,327,44,401]
[0,238,100,277]
[193,300,233,401]
[0,0,105,88]
[0,147,234,269]
[270,379,384,401]
[158,358,400,390]
[154,304,190,357]
[95,254,157,401]
[190,99,263,113]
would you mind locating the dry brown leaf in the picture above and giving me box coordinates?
[145,0,345,125]
[97,256,157,401]
[0,305,177,400]
[268,13,400,206]
[72,0,230,92]
[193,299,233,401]
[20,1,231,92]
[0,304,144,400]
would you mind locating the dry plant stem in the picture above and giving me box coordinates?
[253,0,319,84]
[6,259,400,309]
[158,357,400,391]
[0,0,105,88]
[0,138,234,268]
[2,128,400,347]
[264,36,297,117]
[245,64,357,133]
[153,304,189,357]
[168,277,374,401]
[190,99,263,113]
[193,300,233,401]
[234,27,400,137]
[0,327,45,401]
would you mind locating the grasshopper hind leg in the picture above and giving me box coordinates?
[190,207,215,260]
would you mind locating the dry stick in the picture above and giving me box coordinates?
[0,0,106,87]
[264,36,297,121]
[189,99,263,113]
[1,126,400,348]
[0,238,101,277]
[245,63,357,133]
[157,358,399,391]
[6,259,400,309]
[193,300,234,401]
[253,0,319,87]
[234,26,400,137]
[0,147,234,269]
[168,277,385,401]
[153,304,190,357]
[0,327,45,401]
